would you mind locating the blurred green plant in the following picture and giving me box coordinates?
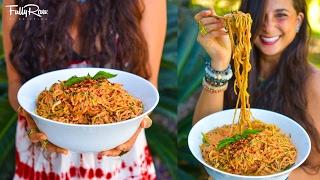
[146,1,178,179]
[177,4,207,179]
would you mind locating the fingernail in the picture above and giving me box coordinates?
[205,10,211,15]
[98,152,106,158]
[144,117,152,128]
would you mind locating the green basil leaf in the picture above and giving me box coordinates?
[93,71,117,80]
[202,132,209,144]
[64,75,88,87]
[64,71,117,87]
[242,129,262,138]
[217,138,236,150]
[216,129,262,150]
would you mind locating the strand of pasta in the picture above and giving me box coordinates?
[225,11,252,134]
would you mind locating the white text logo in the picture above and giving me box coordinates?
[6,4,48,18]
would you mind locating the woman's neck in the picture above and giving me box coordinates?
[259,53,281,80]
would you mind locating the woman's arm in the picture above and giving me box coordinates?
[289,66,320,179]
[193,88,225,124]
[192,9,231,124]
[140,0,166,88]
[2,0,21,111]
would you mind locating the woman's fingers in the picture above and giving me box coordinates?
[98,148,121,157]
[19,107,45,143]
[45,142,68,155]
[98,117,152,157]
[200,17,222,25]
[28,132,47,143]
[101,126,142,157]
[19,107,37,129]
[19,107,68,155]
[117,127,142,151]
[205,23,226,33]
[194,10,212,22]
[115,117,151,153]
[140,116,152,128]
[195,9,227,38]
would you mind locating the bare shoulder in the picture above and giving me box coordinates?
[305,64,320,126]
[306,65,320,97]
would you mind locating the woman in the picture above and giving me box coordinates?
[193,0,320,179]
[3,0,166,179]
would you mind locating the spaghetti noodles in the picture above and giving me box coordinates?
[225,11,253,133]
[36,78,143,124]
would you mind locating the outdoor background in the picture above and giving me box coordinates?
[0,0,319,179]
[178,0,320,179]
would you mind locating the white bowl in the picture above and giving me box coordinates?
[188,108,311,180]
[18,68,159,152]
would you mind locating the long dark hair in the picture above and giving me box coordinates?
[10,0,150,83]
[224,0,320,165]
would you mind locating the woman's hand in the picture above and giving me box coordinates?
[194,9,232,71]
[19,107,68,155]
[97,116,152,157]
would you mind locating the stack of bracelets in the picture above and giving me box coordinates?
[202,61,233,93]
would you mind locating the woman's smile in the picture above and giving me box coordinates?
[259,35,281,45]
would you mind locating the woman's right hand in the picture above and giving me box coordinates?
[19,107,68,155]
[194,9,232,71]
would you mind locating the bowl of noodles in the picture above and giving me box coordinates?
[17,68,159,152]
[188,108,311,180]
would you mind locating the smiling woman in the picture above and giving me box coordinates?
[253,1,304,60]
[192,0,320,179]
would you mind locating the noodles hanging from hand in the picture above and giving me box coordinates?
[225,12,252,133]
[200,11,297,176]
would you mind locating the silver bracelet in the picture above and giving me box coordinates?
[204,63,233,86]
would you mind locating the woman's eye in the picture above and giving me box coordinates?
[275,13,287,18]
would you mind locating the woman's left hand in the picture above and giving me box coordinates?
[97,116,152,157]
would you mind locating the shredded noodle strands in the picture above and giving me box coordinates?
[36,78,143,124]
[201,120,297,176]
[200,11,297,176]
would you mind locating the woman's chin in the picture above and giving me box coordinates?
[258,46,282,57]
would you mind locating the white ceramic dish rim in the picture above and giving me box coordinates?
[18,68,159,127]
[188,108,311,179]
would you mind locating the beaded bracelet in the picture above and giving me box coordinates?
[202,77,228,93]
[204,74,228,86]
[205,63,233,81]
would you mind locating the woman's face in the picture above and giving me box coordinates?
[254,0,304,58]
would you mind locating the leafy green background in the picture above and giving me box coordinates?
[0,1,178,179]
[178,0,320,179]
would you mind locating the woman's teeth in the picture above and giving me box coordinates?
[261,36,280,43]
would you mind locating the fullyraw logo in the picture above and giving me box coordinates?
[6,4,48,18]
